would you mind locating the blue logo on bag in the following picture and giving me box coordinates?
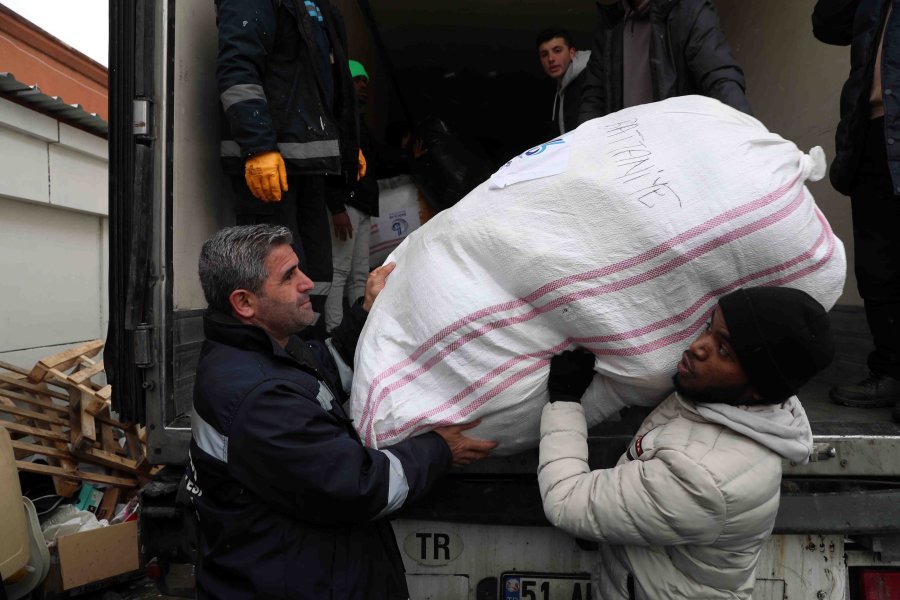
[391,219,408,237]
[524,138,565,156]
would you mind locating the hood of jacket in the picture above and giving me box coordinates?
[553,50,592,130]
[560,49,591,92]
[690,395,814,464]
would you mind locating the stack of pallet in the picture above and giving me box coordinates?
[0,340,154,500]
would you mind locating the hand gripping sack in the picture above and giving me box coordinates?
[349,96,846,454]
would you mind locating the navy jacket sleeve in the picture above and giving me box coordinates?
[228,379,451,525]
[812,0,861,45]
[215,0,279,157]
[683,0,752,115]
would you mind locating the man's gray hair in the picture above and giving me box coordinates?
[199,224,293,313]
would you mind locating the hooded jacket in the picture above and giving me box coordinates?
[577,0,751,124]
[553,50,592,135]
[538,392,813,599]
[187,305,452,599]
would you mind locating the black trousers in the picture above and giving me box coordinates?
[850,117,900,379]
[232,175,333,339]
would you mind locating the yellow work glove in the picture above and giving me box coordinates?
[245,151,288,202]
[358,148,367,181]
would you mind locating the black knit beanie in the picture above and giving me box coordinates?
[717,287,835,403]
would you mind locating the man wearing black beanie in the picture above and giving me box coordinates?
[537,286,834,600]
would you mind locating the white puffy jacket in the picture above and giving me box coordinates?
[538,393,813,599]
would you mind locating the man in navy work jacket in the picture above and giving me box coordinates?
[216,0,360,338]
[187,224,498,599]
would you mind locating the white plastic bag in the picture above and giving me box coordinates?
[349,96,846,454]
[369,175,422,269]
[41,505,108,542]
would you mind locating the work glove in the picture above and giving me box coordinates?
[358,148,367,181]
[245,151,288,202]
[547,350,596,403]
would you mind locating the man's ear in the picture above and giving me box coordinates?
[229,288,256,320]
[569,47,577,59]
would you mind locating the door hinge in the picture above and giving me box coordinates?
[134,323,155,368]
[133,98,151,137]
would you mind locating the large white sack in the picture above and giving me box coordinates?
[349,96,846,454]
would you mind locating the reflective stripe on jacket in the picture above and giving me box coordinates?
[215,0,359,179]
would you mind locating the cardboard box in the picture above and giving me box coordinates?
[42,520,140,592]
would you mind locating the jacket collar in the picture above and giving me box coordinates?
[203,308,295,362]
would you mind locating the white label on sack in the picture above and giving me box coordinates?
[489,136,571,189]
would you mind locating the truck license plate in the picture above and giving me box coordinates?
[501,572,592,600]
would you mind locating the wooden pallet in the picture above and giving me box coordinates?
[0,341,155,497]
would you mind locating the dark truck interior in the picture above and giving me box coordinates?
[356,0,596,168]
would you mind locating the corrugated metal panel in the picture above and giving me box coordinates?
[0,72,108,137]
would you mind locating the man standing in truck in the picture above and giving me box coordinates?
[187,224,497,599]
[813,0,900,417]
[215,0,359,339]
[536,28,591,135]
[577,0,751,124]
[539,286,833,599]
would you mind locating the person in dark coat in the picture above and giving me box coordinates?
[813,0,900,419]
[577,0,751,124]
[324,59,403,332]
[187,224,497,599]
[216,0,360,339]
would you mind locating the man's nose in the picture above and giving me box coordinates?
[297,272,314,292]
[688,334,710,359]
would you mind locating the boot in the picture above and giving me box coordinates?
[829,372,900,408]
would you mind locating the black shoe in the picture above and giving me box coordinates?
[829,373,900,408]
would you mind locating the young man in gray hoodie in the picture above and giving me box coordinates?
[536,28,591,135]
[538,286,833,599]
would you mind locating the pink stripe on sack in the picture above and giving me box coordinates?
[376,208,837,445]
[370,239,403,254]
[360,187,807,444]
[376,197,834,442]
[392,358,553,443]
[573,211,828,345]
[763,208,837,288]
[590,219,837,357]
[359,175,800,444]
[375,339,574,442]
